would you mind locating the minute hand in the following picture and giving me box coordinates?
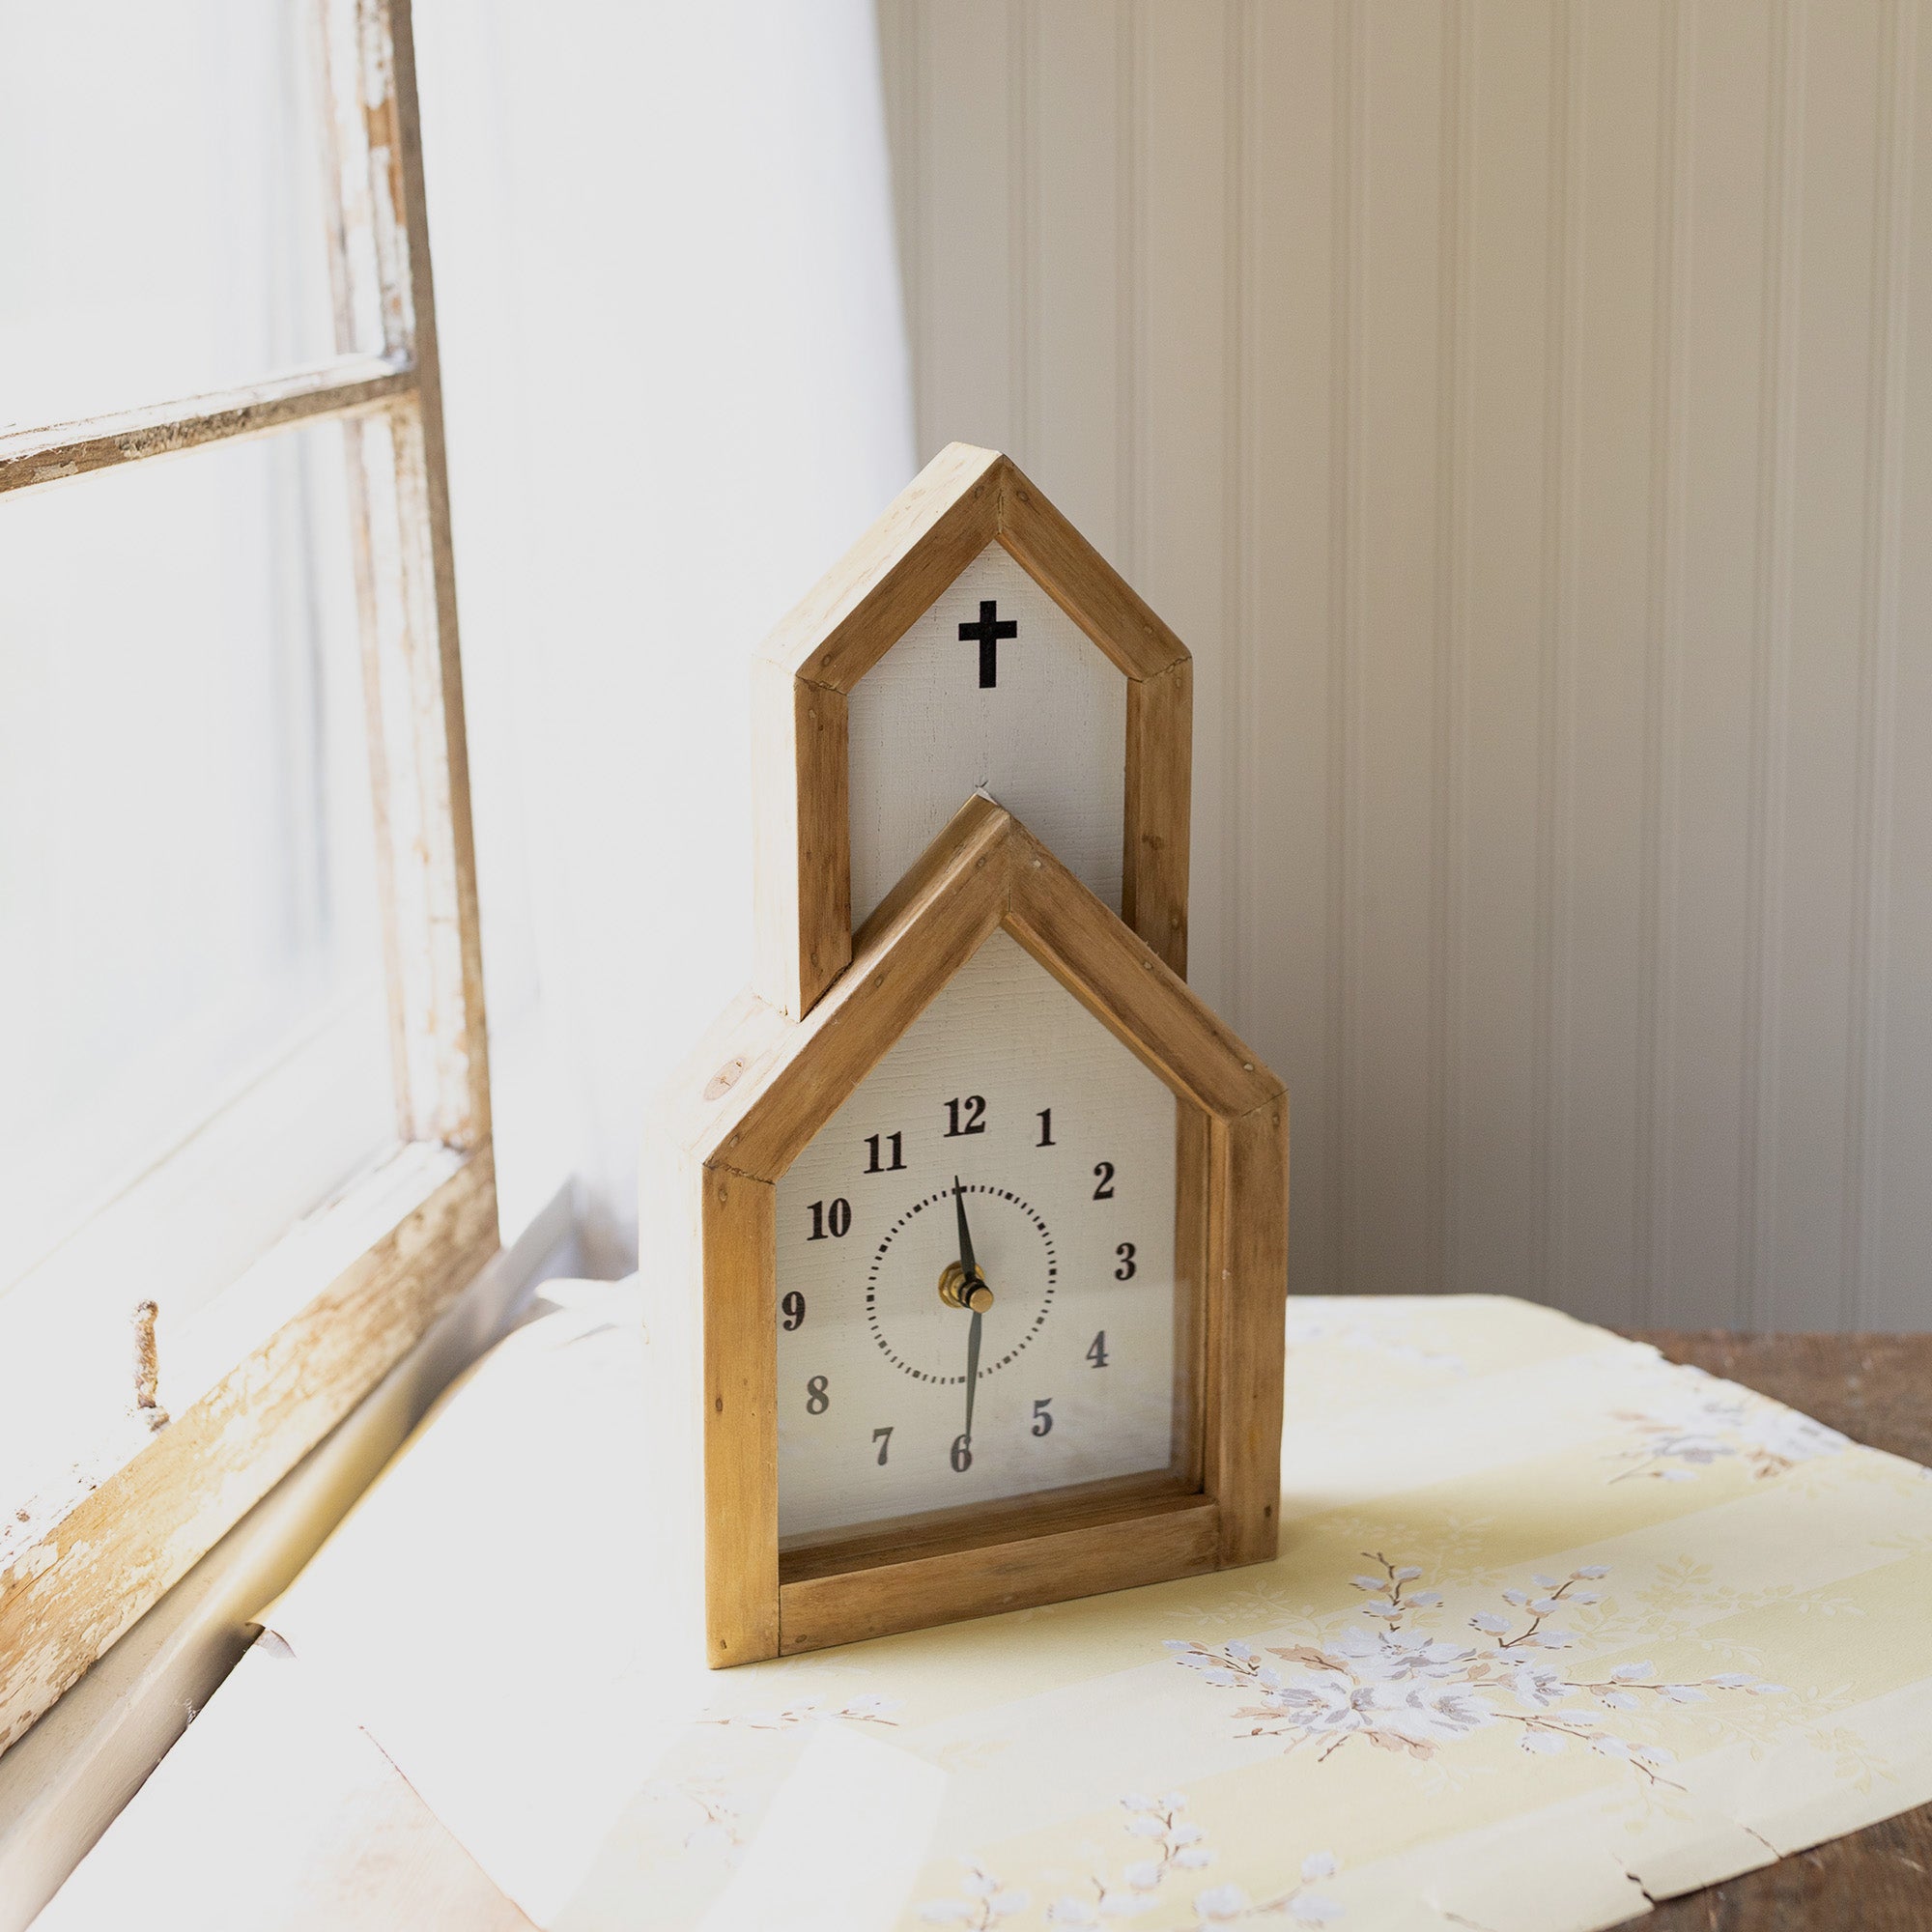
[963,1307,983,1446]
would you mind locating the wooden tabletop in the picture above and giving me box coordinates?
[1628,1332,1932,1930]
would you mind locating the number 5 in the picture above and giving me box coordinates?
[1032,1397,1053,1437]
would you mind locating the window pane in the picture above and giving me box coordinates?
[0,1,343,431]
[0,425,394,1497]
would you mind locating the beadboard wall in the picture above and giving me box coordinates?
[875,0,1931,1332]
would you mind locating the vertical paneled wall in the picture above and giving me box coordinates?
[876,0,1931,1331]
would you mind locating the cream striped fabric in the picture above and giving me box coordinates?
[261,1288,1932,1932]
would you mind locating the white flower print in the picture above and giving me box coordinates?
[1606,1367,1849,1485]
[1171,1557,1787,1785]
[701,1691,901,1731]
[1017,1795,1343,1927]
[920,1863,1031,1926]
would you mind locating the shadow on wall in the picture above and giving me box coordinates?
[415,0,918,1270]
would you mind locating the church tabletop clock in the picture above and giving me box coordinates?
[643,446,1287,1665]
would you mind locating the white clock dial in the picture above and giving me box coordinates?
[776,931,1179,1543]
[845,543,1126,928]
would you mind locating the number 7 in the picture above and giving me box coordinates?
[872,1427,893,1465]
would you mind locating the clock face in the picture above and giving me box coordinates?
[845,543,1126,929]
[775,930,1181,1543]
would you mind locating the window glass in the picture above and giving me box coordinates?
[0,423,393,1496]
[0,0,343,431]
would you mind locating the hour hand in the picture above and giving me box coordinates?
[940,1178,994,1312]
[952,1175,978,1280]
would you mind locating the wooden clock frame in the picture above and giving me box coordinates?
[751,441,1195,1019]
[644,795,1287,1666]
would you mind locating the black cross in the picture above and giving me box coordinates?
[957,599,1017,689]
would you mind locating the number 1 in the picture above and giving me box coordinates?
[1037,1108,1054,1147]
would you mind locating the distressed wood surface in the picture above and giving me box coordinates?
[325,0,492,1151]
[0,356,412,496]
[0,1150,497,1754]
[1631,1331,1932,1931]
[0,0,497,1760]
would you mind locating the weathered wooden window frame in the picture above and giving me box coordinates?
[0,0,496,1754]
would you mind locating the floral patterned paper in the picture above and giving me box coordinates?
[264,1292,1932,1932]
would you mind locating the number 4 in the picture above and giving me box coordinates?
[1087,1331,1109,1369]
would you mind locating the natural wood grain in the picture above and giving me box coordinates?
[750,661,851,1017]
[1631,1331,1932,1932]
[1205,1097,1290,1567]
[750,447,1196,1012]
[779,1469,1201,1578]
[1006,822,1279,1122]
[0,1149,497,1754]
[759,441,1004,693]
[680,795,1014,1180]
[701,1167,779,1666]
[1123,656,1193,978]
[655,791,1287,1663]
[0,358,413,496]
[778,1495,1220,1654]
[997,455,1190,681]
[1172,1103,1211,1492]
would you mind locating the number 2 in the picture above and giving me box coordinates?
[1093,1161,1116,1200]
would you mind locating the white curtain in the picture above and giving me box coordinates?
[414,1,917,1269]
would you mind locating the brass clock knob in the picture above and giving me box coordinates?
[936,1260,994,1314]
